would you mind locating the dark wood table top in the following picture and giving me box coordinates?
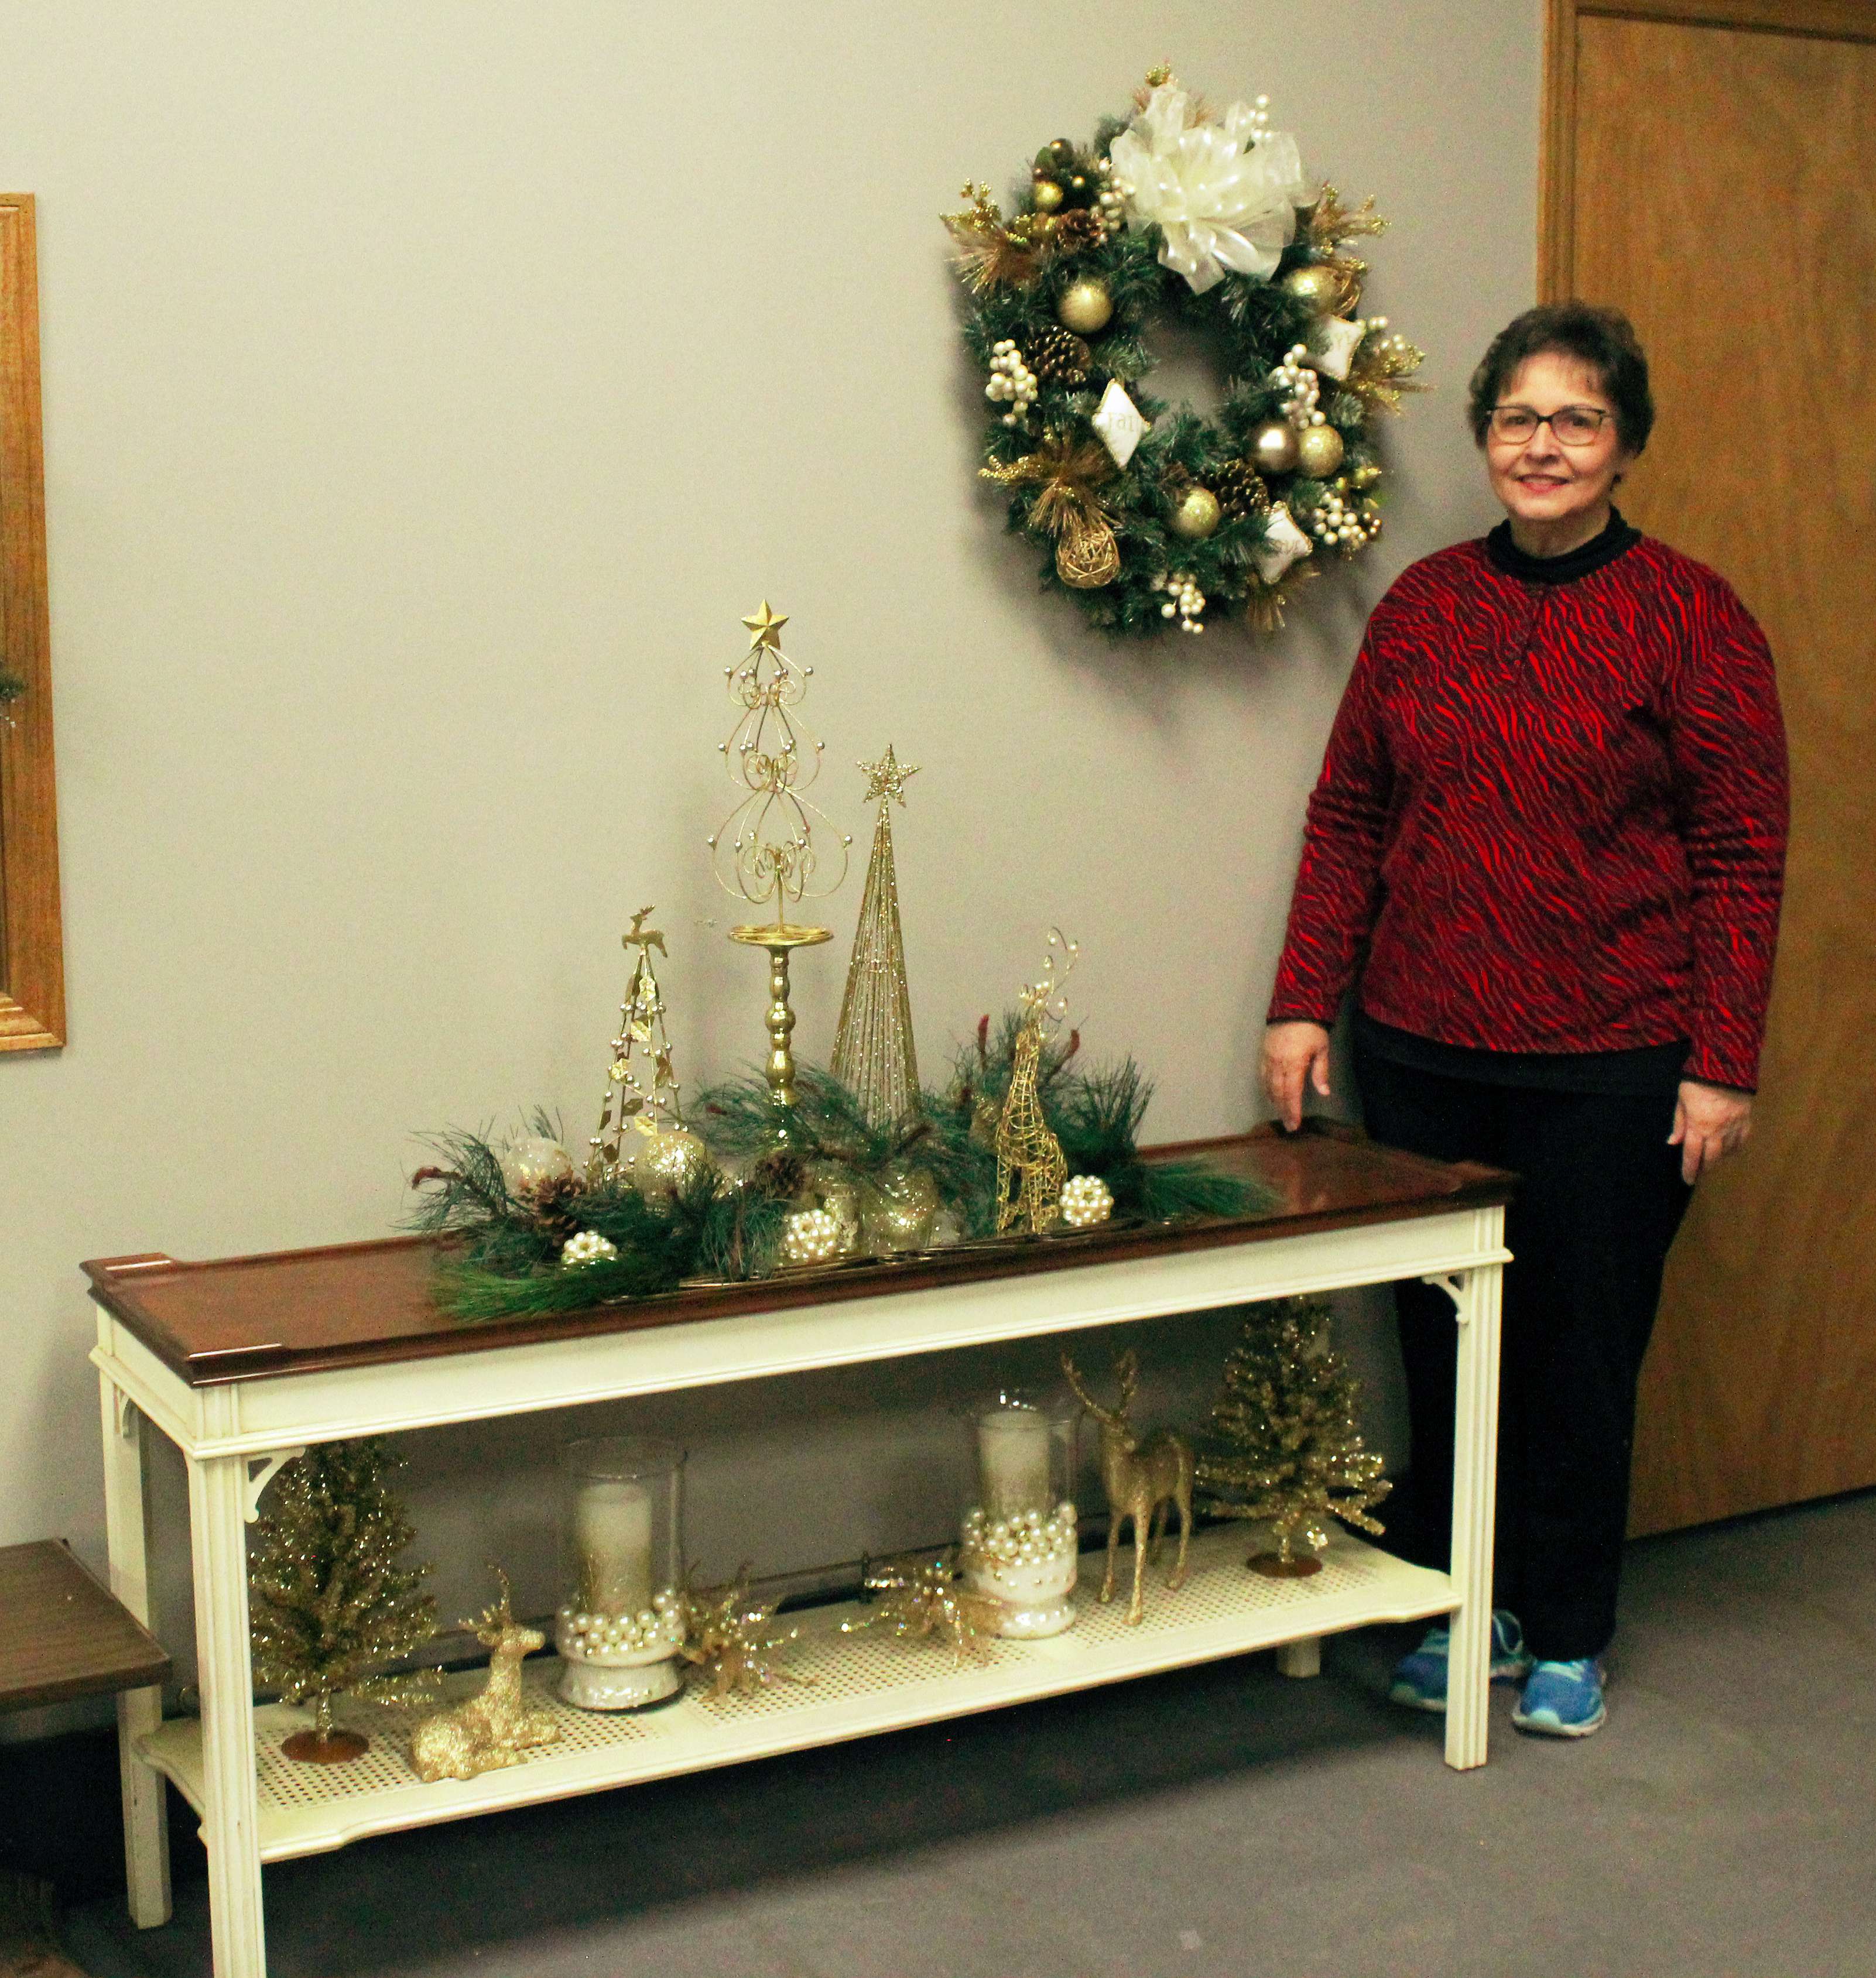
[0,1541,170,1712]
[83,1125,1515,1390]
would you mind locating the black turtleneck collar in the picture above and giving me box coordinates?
[1485,507,1641,585]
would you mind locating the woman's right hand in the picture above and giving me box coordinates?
[1262,1021,1333,1132]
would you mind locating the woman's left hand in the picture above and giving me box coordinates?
[1669,1080,1754,1184]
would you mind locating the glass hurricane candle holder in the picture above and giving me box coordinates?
[556,1437,686,1710]
[958,1390,1079,1638]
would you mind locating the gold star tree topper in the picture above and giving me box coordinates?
[741,601,789,652]
[860,744,919,807]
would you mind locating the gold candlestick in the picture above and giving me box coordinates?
[708,603,850,1127]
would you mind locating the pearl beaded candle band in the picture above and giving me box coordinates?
[946,67,1423,642]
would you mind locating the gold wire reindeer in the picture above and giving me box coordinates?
[408,1570,562,1782]
[1061,1349,1195,1625]
[995,931,1076,1235]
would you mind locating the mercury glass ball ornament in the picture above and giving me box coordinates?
[1250,419,1302,476]
[1296,424,1347,479]
[1056,277,1114,337]
[860,1165,941,1254]
[1281,264,1343,314]
[625,1125,707,1202]
[500,1134,574,1198]
[1169,486,1222,541]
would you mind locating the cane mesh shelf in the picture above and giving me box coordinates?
[141,1527,1450,1863]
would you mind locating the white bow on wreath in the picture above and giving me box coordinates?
[1111,82,1313,294]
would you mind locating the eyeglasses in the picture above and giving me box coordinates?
[1488,404,1614,447]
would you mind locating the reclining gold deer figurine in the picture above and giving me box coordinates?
[409,1569,562,1782]
[1062,1349,1194,1624]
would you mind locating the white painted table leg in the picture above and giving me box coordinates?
[98,1374,172,1928]
[1439,1226,1505,1771]
[189,1453,268,1978]
[1275,1636,1322,1679]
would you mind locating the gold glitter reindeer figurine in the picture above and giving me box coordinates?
[408,1570,562,1782]
[995,931,1076,1235]
[1061,1349,1194,1625]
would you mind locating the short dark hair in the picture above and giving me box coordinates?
[1467,302,1654,453]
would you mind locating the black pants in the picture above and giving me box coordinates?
[1354,1043,1693,1661]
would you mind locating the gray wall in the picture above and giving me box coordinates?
[0,1,1539,1694]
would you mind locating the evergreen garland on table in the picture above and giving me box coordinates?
[248,1440,440,1747]
[948,67,1423,641]
[409,1016,1274,1322]
[1196,1295,1391,1569]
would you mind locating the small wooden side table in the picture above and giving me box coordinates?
[0,1541,169,1715]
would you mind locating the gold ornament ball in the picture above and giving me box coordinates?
[1281,265,1343,314]
[1169,486,1223,541]
[1296,424,1347,479]
[627,1125,707,1202]
[1251,420,1302,476]
[1031,178,1064,214]
[860,1165,940,1254]
[1056,277,1113,337]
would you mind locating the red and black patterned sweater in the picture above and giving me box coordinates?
[1267,527,1788,1091]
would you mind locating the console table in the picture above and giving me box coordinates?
[85,1125,1511,1978]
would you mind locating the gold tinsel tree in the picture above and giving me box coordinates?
[830,746,920,1132]
[249,1439,440,1760]
[1196,1295,1391,1575]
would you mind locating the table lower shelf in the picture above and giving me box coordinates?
[142,1528,1453,1863]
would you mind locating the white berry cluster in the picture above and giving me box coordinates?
[1095,155,1126,229]
[783,1207,841,1265]
[558,1588,685,1660]
[985,340,1038,427]
[1245,92,1273,140]
[561,1229,618,1268]
[1310,485,1382,553]
[1272,344,1324,428]
[1152,571,1206,634]
[962,1501,1079,1570]
[1059,1173,1115,1227]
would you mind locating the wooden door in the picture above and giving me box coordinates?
[1543,1,1876,1533]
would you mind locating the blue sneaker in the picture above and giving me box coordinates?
[1388,1610,1534,1713]
[1512,1657,1607,1737]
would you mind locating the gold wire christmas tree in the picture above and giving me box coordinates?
[1196,1295,1392,1575]
[830,745,920,1132]
[587,906,684,1185]
[708,602,851,1125]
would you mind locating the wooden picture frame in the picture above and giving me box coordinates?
[1,193,64,1052]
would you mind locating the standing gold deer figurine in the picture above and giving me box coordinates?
[995,931,1076,1235]
[1061,1349,1194,1624]
[408,1569,562,1782]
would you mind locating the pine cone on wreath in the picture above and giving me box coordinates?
[1215,460,1272,522]
[1030,324,1093,387]
[1049,208,1106,256]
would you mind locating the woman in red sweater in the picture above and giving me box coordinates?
[1264,302,1788,1737]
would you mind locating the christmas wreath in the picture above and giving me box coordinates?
[947,67,1423,639]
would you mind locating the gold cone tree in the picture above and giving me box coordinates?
[830,746,921,1131]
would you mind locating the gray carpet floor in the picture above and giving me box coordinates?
[66,1491,1876,1978]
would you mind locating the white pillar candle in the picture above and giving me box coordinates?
[978,1408,1052,1521]
[574,1478,654,1616]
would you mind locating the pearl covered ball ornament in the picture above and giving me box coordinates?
[1059,1174,1115,1227]
[1169,486,1221,541]
[1056,277,1114,336]
[1250,420,1302,476]
[561,1229,619,1268]
[784,1208,841,1266]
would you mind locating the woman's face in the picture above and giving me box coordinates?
[1484,351,1635,535]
